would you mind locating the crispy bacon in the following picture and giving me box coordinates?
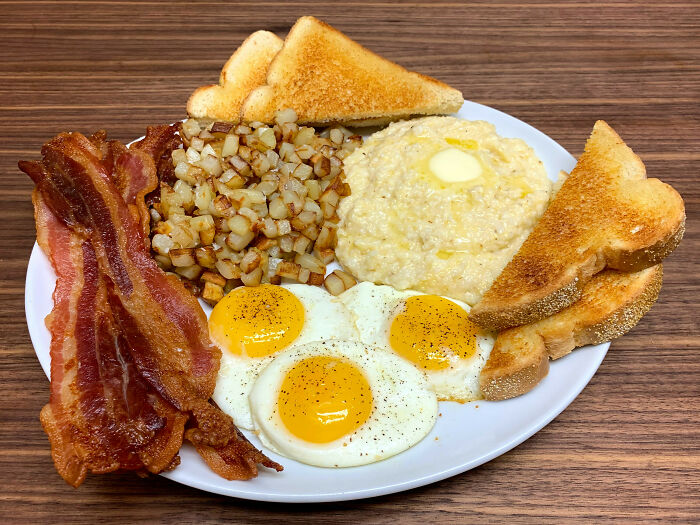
[190,426,283,480]
[133,124,181,190]
[125,125,178,237]
[33,193,187,486]
[22,129,280,486]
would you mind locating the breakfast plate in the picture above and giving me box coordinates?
[25,100,610,502]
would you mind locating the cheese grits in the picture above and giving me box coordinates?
[336,116,552,305]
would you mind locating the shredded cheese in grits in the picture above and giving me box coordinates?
[336,116,552,305]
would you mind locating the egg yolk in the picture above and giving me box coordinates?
[389,295,480,370]
[208,284,305,358]
[278,356,373,444]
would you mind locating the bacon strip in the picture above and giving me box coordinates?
[22,129,280,486]
[190,426,283,481]
[34,191,88,486]
[122,124,177,238]
[33,193,187,486]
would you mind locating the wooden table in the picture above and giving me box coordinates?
[1,1,698,522]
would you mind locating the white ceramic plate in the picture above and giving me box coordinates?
[25,100,609,502]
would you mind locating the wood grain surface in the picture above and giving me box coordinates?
[1,1,698,523]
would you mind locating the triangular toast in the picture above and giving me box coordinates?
[240,16,463,126]
[470,121,684,331]
[480,265,663,401]
[187,31,283,121]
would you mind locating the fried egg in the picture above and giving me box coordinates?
[209,283,358,429]
[338,281,495,402]
[249,340,438,467]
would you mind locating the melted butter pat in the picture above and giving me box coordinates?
[407,134,534,196]
[429,148,483,183]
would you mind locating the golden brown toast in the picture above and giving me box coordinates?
[240,16,464,126]
[187,31,283,121]
[470,120,684,331]
[480,265,663,401]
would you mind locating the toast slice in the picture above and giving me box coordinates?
[470,120,684,331]
[187,31,283,121]
[240,16,464,126]
[480,264,663,401]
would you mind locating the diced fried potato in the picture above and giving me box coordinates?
[190,136,205,152]
[190,214,213,231]
[313,155,330,177]
[199,227,215,245]
[260,216,278,238]
[320,201,336,220]
[226,231,255,251]
[216,259,241,280]
[323,273,345,296]
[308,272,325,286]
[313,247,335,265]
[154,254,172,270]
[277,219,292,236]
[255,127,277,150]
[186,146,201,163]
[170,248,196,267]
[279,235,294,253]
[334,269,357,289]
[294,253,325,274]
[238,145,252,161]
[297,267,310,284]
[241,266,263,287]
[202,281,225,304]
[228,214,251,236]
[201,270,227,287]
[240,250,262,274]
[250,150,271,175]
[181,119,201,140]
[172,148,187,165]
[175,264,203,281]
[329,128,344,145]
[294,127,315,146]
[281,122,298,142]
[150,114,361,300]
[282,190,303,216]
[222,134,240,157]
[213,194,232,213]
[293,235,311,254]
[230,155,251,177]
[269,196,288,219]
[304,179,321,200]
[276,261,301,280]
[151,233,174,255]
[255,236,277,250]
[315,225,335,249]
[152,221,172,235]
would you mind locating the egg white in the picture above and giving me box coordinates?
[211,284,359,430]
[249,340,438,468]
[338,281,495,402]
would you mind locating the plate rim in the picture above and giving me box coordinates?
[24,100,610,502]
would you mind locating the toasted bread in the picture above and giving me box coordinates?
[480,265,663,401]
[240,16,463,126]
[470,121,684,331]
[187,31,283,121]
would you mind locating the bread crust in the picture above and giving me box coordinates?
[240,16,463,126]
[186,31,283,121]
[479,265,662,400]
[470,121,684,332]
[480,337,549,401]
